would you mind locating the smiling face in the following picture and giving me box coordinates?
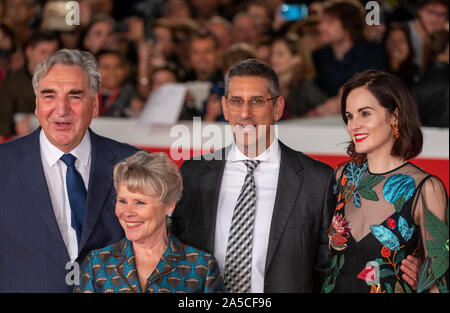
[35,64,99,153]
[385,29,410,63]
[345,87,397,159]
[98,53,125,91]
[222,76,284,156]
[418,3,448,34]
[270,40,301,76]
[115,183,173,245]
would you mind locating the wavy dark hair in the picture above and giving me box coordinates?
[322,0,365,42]
[341,70,423,163]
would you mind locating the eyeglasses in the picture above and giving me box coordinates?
[423,8,448,19]
[226,97,275,112]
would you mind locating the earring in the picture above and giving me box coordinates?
[392,122,399,139]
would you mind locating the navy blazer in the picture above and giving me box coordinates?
[0,128,139,292]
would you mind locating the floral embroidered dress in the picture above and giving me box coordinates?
[322,161,448,293]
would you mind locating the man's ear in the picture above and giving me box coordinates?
[92,94,99,118]
[273,96,285,121]
[221,96,229,121]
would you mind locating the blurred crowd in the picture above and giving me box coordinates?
[0,0,448,139]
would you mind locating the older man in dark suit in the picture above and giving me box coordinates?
[0,49,139,292]
[172,59,336,293]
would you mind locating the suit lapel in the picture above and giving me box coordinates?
[200,147,228,254]
[79,129,116,252]
[17,129,68,253]
[265,141,304,274]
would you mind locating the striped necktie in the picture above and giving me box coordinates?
[223,159,260,293]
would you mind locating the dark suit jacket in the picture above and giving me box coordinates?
[172,141,336,292]
[0,128,139,292]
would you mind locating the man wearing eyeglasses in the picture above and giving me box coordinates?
[172,59,336,292]
[408,0,448,70]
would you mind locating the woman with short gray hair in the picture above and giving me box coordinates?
[75,151,225,293]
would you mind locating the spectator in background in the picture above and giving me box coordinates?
[2,0,36,48]
[96,49,142,117]
[203,42,256,122]
[289,17,325,53]
[413,30,449,128]
[152,19,177,65]
[254,36,272,64]
[311,0,386,116]
[232,12,259,45]
[185,28,222,84]
[82,14,115,55]
[246,0,272,36]
[309,0,325,18]
[0,31,59,138]
[383,22,421,89]
[270,33,327,119]
[183,29,222,118]
[172,18,201,72]
[190,0,219,25]
[88,0,114,17]
[150,63,179,91]
[163,0,192,23]
[206,16,233,56]
[0,23,14,84]
[408,0,448,70]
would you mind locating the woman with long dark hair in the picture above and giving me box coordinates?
[383,22,421,89]
[322,70,448,293]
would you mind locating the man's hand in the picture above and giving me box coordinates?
[400,255,422,291]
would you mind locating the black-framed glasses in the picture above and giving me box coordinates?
[226,96,275,111]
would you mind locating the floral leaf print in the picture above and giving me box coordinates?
[425,207,449,244]
[424,207,449,280]
[345,162,368,186]
[356,174,385,191]
[398,216,414,242]
[379,268,395,278]
[394,249,405,265]
[329,213,351,251]
[370,225,400,251]
[358,187,378,201]
[384,283,393,293]
[357,265,376,281]
[383,174,415,212]
[353,193,361,208]
[394,194,406,212]
[356,175,384,202]
[394,281,404,293]
[417,257,436,293]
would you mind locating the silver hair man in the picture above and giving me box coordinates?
[32,48,101,96]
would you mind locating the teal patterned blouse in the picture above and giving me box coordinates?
[74,236,226,293]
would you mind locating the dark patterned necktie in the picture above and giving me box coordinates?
[60,153,87,246]
[223,159,260,293]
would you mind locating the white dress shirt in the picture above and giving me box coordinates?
[214,139,281,293]
[39,130,91,262]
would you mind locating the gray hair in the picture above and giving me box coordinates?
[113,151,183,206]
[224,58,280,99]
[32,49,101,96]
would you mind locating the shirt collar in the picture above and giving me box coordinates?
[39,129,91,167]
[228,139,280,164]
